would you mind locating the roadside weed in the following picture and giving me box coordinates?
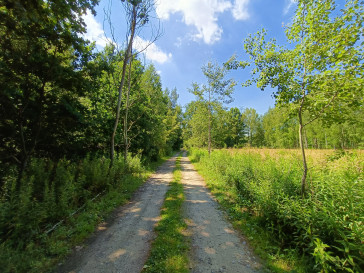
[189,148,363,272]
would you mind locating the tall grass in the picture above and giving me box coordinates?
[0,153,149,273]
[189,148,363,272]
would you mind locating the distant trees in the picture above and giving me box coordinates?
[182,102,363,151]
[242,108,264,147]
[189,62,236,154]
[223,108,246,147]
[183,104,247,149]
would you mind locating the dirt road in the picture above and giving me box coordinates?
[55,153,262,273]
[181,154,262,273]
[55,155,177,273]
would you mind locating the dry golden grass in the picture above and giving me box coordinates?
[221,148,364,170]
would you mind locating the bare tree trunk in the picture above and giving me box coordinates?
[110,5,136,166]
[298,1,308,197]
[208,90,211,156]
[298,109,308,197]
[123,55,133,163]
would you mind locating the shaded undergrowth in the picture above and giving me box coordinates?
[0,154,168,273]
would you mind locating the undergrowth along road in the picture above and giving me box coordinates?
[188,148,363,272]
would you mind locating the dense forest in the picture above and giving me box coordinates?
[0,0,363,272]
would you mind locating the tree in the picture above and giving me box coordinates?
[183,101,209,148]
[84,44,144,154]
[227,0,363,195]
[262,107,299,148]
[164,88,183,152]
[109,0,161,165]
[223,107,246,147]
[0,0,98,189]
[190,62,236,155]
[242,108,264,147]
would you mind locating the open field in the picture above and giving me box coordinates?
[189,148,364,272]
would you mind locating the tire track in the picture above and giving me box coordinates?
[181,154,262,273]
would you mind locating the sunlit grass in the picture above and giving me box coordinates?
[189,148,363,273]
[143,156,189,273]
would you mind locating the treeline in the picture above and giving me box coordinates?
[183,104,363,150]
[0,1,182,271]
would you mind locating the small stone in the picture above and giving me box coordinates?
[75,245,83,251]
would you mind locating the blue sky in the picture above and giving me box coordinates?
[83,0,298,115]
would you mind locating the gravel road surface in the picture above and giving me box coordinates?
[55,153,262,273]
[55,155,177,273]
[181,154,262,273]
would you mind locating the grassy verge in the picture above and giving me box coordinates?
[143,156,189,273]
[188,148,363,273]
[0,155,169,273]
[190,162,305,273]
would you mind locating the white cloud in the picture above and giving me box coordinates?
[231,0,250,20]
[156,0,250,45]
[133,36,172,64]
[82,12,111,47]
[283,0,297,15]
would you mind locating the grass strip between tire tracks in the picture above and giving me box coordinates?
[143,155,189,273]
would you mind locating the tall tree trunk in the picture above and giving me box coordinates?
[298,109,308,197]
[123,55,133,163]
[341,126,345,149]
[208,90,211,156]
[110,5,136,166]
[298,0,308,197]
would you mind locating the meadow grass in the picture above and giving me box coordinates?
[143,156,189,273]
[189,148,363,273]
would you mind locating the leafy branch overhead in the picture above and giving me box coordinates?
[227,0,363,124]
